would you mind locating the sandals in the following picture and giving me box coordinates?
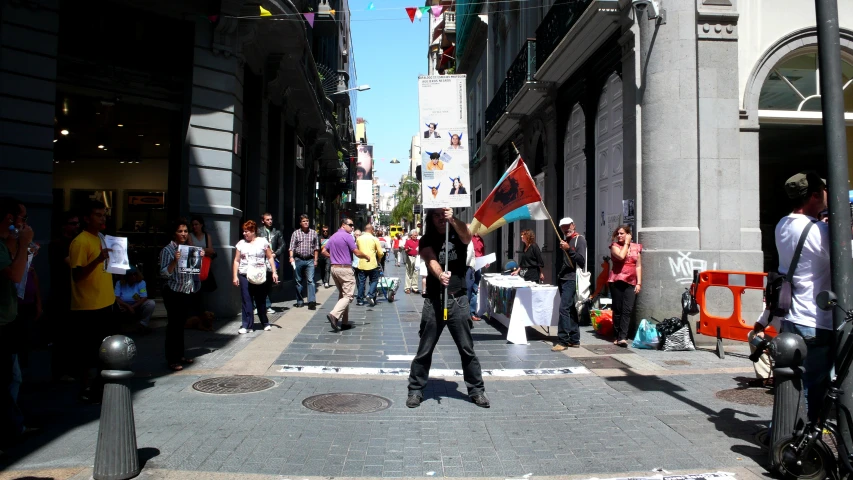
[405,288,411,294]
[168,364,183,371]
[181,358,194,364]
[617,340,629,348]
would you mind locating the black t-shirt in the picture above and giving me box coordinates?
[419,226,469,299]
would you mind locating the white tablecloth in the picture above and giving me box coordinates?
[477,275,560,344]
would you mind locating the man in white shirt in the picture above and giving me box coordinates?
[756,171,830,421]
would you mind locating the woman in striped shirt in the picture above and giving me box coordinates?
[159,218,202,371]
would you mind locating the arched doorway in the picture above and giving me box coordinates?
[595,73,624,275]
[757,49,853,269]
[563,102,586,237]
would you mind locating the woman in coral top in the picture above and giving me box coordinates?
[608,225,642,347]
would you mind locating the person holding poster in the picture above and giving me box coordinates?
[406,208,488,409]
[159,218,203,371]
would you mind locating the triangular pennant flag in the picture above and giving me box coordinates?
[405,7,416,22]
[416,6,425,20]
[259,6,272,16]
[418,6,430,13]
[431,5,443,17]
[329,9,336,15]
[303,12,315,26]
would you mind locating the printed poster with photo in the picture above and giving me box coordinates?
[104,235,130,274]
[418,75,471,209]
[178,245,203,275]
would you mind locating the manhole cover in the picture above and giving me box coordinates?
[302,393,392,414]
[192,376,275,395]
[585,345,635,355]
[575,356,629,369]
[715,387,774,406]
[664,360,691,366]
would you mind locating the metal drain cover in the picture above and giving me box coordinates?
[715,387,774,406]
[585,345,635,355]
[575,356,629,369]
[192,376,275,395]
[664,360,691,366]
[302,393,392,414]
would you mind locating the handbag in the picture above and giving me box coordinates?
[200,255,212,281]
[246,263,267,285]
[574,236,591,303]
[766,220,816,317]
[631,319,661,349]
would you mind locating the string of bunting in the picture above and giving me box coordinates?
[216,4,447,25]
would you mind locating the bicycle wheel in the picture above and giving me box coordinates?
[772,436,838,480]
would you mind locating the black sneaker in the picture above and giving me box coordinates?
[406,393,423,408]
[368,297,376,307]
[295,303,304,308]
[308,302,316,310]
[471,394,490,408]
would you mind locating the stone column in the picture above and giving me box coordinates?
[187,16,245,316]
[0,0,59,289]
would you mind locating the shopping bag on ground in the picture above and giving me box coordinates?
[632,319,660,349]
[591,310,614,337]
[663,325,695,351]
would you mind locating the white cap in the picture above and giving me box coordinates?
[559,217,574,227]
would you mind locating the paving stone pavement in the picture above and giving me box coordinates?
[1,263,775,479]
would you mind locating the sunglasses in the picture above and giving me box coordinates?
[346,223,354,227]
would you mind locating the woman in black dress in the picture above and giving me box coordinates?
[512,229,544,283]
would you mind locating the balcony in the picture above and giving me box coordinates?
[444,12,456,33]
[483,39,548,146]
[535,0,620,84]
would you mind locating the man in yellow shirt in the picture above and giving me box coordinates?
[355,224,384,307]
[69,200,115,402]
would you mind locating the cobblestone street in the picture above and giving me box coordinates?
[1,264,774,480]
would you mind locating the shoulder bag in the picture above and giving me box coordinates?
[574,236,591,302]
[765,220,817,317]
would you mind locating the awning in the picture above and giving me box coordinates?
[438,45,455,69]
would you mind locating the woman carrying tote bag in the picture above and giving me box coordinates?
[232,220,279,334]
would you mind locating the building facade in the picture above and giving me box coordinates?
[0,0,358,316]
[454,0,853,321]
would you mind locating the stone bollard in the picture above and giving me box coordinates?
[767,333,808,470]
[93,335,140,480]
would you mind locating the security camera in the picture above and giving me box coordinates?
[632,0,661,19]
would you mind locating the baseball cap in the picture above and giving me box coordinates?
[784,172,826,199]
[558,217,574,227]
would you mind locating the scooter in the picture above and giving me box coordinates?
[763,290,853,480]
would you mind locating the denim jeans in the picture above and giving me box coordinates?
[557,278,580,345]
[467,268,482,316]
[239,274,271,329]
[294,258,316,304]
[408,295,485,396]
[357,268,380,303]
[781,320,834,422]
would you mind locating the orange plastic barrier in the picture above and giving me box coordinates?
[695,270,777,341]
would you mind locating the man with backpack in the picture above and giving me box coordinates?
[754,172,830,421]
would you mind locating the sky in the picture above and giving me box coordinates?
[349,0,430,196]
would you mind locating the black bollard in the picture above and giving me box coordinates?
[766,333,808,470]
[93,335,140,480]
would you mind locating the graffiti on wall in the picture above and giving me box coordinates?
[668,251,717,285]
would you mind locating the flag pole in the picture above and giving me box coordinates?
[444,218,449,321]
[510,142,574,269]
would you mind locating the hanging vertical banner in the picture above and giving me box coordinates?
[356,144,373,180]
[418,75,470,209]
[356,180,373,205]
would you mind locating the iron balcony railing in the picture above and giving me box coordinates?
[535,0,592,69]
[483,39,536,138]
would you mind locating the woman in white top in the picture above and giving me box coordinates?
[232,220,278,334]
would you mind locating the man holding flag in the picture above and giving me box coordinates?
[406,207,489,409]
[551,217,586,351]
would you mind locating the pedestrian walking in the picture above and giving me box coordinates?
[258,213,285,312]
[321,217,368,331]
[69,200,116,399]
[552,217,586,351]
[609,225,642,348]
[355,224,384,307]
[232,220,279,334]
[392,233,402,267]
[289,214,319,309]
[512,229,545,283]
[318,225,332,288]
[406,208,489,409]
[403,230,419,293]
[159,218,204,371]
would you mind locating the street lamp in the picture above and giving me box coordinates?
[390,158,400,164]
[337,85,371,93]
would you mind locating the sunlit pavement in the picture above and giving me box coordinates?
[1,262,773,479]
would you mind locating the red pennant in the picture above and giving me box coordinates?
[405,7,416,22]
